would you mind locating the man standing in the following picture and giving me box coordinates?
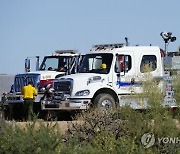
[21,81,38,121]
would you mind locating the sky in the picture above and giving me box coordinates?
[0,0,180,74]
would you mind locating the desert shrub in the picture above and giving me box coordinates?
[63,108,151,153]
[0,75,180,153]
[0,108,179,153]
[138,74,180,153]
[138,72,163,108]
[0,120,63,154]
[62,74,180,153]
[63,106,180,153]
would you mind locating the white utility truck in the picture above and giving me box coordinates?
[41,44,177,111]
[2,50,83,119]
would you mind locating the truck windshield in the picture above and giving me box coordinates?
[39,56,69,71]
[79,53,113,74]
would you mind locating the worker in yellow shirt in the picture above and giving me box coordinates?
[21,81,38,121]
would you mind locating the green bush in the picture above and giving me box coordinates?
[63,75,180,153]
[0,108,179,153]
[0,76,180,153]
[0,120,63,154]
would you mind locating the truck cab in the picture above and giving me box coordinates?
[42,44,176,111]
[41,44,177,110]
[3,50,83,119]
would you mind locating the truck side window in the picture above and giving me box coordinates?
[115,55,132,73]
[140,55,157,73]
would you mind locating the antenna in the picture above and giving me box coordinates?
[125,37,129,46]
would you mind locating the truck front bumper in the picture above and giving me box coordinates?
[3,93,43,105]
[3,94,24,105]
[41,99,91,110]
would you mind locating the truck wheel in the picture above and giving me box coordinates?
[94,93,116,109]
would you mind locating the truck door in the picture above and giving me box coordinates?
[113,54,135,94]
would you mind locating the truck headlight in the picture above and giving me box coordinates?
[75,90,90,96]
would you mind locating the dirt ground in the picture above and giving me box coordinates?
[4,119,180,134]
[7,120,82,134]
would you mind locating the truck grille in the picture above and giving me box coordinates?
[54,79,73,95]
[14,74,40,92]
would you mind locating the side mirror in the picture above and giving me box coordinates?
[10,85,14,93]
[36,56,40,71]
[25,58,30,72]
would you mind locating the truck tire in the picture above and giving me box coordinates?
[93,93,116,109]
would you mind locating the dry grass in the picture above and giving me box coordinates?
[8,120,83,134]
